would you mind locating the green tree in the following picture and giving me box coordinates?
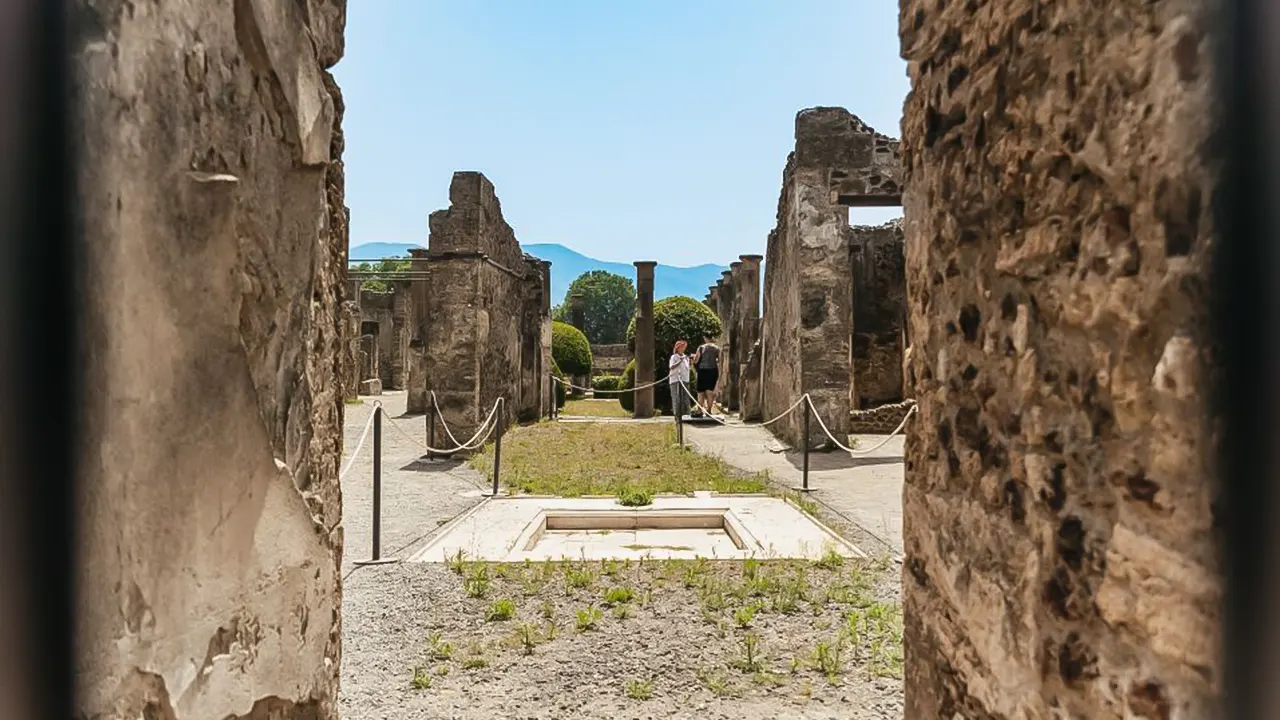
[551,271,636,344]
[351,258,412,292]
[551,321,593,377]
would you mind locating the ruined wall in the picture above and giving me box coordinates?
[74,1,347,718]
[359,291,395,387]
[760,107,901,447]
[850,219,906,408]
[425,172,548,443]
[899,1,1222,717]
[591,344,630,375]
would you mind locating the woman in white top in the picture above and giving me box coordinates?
[668,339,691,418]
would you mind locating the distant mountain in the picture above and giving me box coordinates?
[349,241,731,306]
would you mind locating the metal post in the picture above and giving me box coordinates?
[676,392,685,449]
[426,408,436,460]
[372,405,383,558]
[801,402,811,492]
[355,404,398,566]
[491,404,504,496]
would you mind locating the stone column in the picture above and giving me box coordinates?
[340,301,360,402]
[633,261,657,418]
[704,286,718,313]
[718,271,733,348]
[408,248,430,341]
[347,278,362,308]
[726,261,743,412]
[568,292,586,332]
[738,255,763,419]
[540,261,554,418]
[390,281,410,390]
[405,250,430,413]
[407,338,427,412]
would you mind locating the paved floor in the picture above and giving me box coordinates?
[685,419,906,556]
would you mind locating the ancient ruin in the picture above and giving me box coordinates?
[704,107,905,448]
[74,1,349,717]
[422,172,553,438]
[632,262,657,418]
[898,1,1222,716]
[590,343,630,376]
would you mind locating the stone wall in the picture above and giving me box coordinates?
[591,343,630,375]
[74,1,347,718]
[899,0,1221,717]
[760,108,902,448]
[850,219,906,408]
[424,172,551,444]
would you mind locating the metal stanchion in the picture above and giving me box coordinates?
[793,399,813,493]
[356,404,398,565]
[487,403,504,497]
[426,406,437,460]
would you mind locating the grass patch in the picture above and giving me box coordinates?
[470,422,767,497]
[617,486,654,507]
[486,598,516,622]
[563,398,632,418]
[624,678,654,700]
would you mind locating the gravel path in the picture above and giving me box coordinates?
[338,401,904,719]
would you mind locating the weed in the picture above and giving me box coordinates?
[492,562,511,579]
[463,565,491,598]
[613,604,633,620]
[427,632,453,661]
[575,605,604,632]
[770,586,801,615]
[446,549,467,574]
[515,623,542,655]
[540,598,555,620]
[462,655,489,670]
[695,667,735,697]
[743,557,760,580]
[815,548,845,571]
[624,678,654,700]
[600,559,622,577]
[812,639,845,681]
[733,603,761,629]
[617,487,654,507]
[544,619,559,640]
[410,666,432,690]
[563,563,596,591]
[486,598,515,622]
[734,633,764,673]
[603,586,635,606]
[786,491,820,517]
[752,671,786,688]
[434,664,450,677]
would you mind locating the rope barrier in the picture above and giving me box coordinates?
[678,381,727,425]
[392,394,505,455]
[805,396,917,454]
[552,373,672,394]
[339,403,379,481]
[755,394,811,427]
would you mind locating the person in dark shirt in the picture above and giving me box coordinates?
[690,334,721,417]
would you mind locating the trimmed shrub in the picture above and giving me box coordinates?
[624,296,718,414]
[550,357,567,409]
[592,374,622,393]
[617,360,636,413]
[551,321,592,378]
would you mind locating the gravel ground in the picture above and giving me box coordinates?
[338,400,904,719]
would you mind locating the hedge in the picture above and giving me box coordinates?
[551,321,592,378]
[592,374,622,393]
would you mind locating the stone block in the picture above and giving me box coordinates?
[359,378,383,396]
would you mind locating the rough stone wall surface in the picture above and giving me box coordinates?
[425,172,547,441]
[358,292,395,388]
[899,1,1221,717]
[851,219,907,408]
[762,107,899,447]
[339,301,359,402]
[849,400,915,435]
[74,1,347,718]
[725,262,743,411]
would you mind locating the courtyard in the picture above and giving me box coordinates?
[339,392,906,720]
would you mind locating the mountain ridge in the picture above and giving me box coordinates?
[349,241,732,306]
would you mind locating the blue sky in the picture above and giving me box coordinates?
[334,1,907,267]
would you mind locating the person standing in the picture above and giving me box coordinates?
[690,334,721,417]
[668,339,691,418]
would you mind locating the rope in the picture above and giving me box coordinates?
[805,396,917,454]
[389,396,505,454]
[678,381,727,425]
[755,393,811,427]
[338,403,379,481]
[553,373,671,394]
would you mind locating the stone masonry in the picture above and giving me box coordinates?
[591,343,630,375]
[736,255,764,421]
[74,1,348,718]
[899,0,1221,717]
[423,172,552,447]
[760,107,903,448]
[850,219,907,409]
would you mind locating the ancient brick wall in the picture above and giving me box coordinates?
[74,1,347,717]
[761,107,901,447]
[425,172,549,443]
[850,219,906,408]
[899,0,1221,717]
[591,344,631,375]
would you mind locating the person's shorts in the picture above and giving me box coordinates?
[696,368,719,392]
